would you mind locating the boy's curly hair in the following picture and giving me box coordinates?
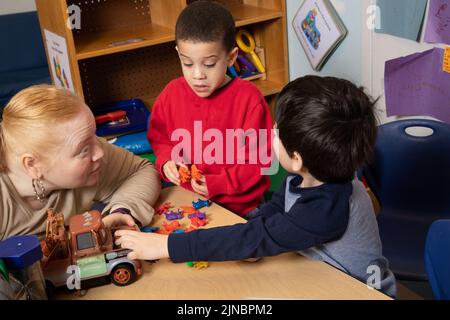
[176,0,236,52]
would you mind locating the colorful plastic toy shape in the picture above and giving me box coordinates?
[179,206,200,215]
[156,202,173,215]
[193,261,209,269]
[190,217,209,228]
[179,166,191,183]
[164,210,183,221]
[140,226,160,233]
[192,199,211,210]
[184,226,197,233]
[178,164,203,183]
[191,164,202,182]
[162,221,181,232]
[188,212,206,220]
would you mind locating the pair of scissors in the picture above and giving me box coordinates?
[235,29,266,73]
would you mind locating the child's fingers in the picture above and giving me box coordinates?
[177,162,188,169]
[115,229,137,237]
[127,251,139,260]
[171,164,180,178]
[166,171,180,185]
[192,179,207,196]
[164,164,180,184]
[197,174,206,183]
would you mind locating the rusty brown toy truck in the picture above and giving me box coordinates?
[40,209,142,291]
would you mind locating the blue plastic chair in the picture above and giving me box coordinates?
[361,119,450,280]
[425,220,450,300]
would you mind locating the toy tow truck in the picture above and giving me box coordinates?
[40,209,142,291]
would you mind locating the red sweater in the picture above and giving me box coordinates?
[148,77,273,216]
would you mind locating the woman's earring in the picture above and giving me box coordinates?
[32,178,46,202]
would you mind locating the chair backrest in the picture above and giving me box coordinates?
[362,119,450,218]
[425,219,450,300]
[0,11,48,73]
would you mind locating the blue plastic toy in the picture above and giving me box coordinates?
[140,226,160,233]
[192,199,211,210]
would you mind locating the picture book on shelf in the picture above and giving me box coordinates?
[292,0,347,71]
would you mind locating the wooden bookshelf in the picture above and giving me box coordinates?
[35,0,289,112]
[75,24,175,60]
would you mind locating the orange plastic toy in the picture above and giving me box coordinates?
[178,164,203,183]
[163,221,181,232]
[179,166,191,183]
[191,164,202,182]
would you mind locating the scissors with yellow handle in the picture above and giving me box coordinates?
[236,29,266,73]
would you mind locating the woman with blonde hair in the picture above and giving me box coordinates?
[0,85,161,240]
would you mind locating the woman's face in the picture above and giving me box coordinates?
[40,105,104,189]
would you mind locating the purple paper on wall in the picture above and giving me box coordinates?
[424,0,450,44]
[384,47,450,123]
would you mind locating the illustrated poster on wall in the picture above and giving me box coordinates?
[44,29,75,93]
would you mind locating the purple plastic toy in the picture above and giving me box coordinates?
[164,210,183,220]
[188,212,206,220]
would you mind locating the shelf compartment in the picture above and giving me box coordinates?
[79,42,181,109]
[75,24,175,60]
[230,4,283,27]
[187,0,283,27]
[69,0,179,59]
[253,78,284,97]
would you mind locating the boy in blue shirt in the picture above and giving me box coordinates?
[117,76,396,297]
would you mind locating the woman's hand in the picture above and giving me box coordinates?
[102,212,136,229]
[114,230,170,260]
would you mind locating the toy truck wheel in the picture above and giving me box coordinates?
[111,264,136,286]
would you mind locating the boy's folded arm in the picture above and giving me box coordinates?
[168,193,349,262]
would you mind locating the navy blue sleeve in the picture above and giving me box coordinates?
[248,177,288,220]
[168,183,352,262]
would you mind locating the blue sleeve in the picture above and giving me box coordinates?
[168,184,351,262]
[248,177,287,220]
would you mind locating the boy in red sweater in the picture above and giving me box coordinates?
[148,1,273,216]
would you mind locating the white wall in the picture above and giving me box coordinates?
[286,0,363,85]
[0,0,36,15]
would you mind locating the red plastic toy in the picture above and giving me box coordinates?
[162,221,181,232]
[190,217,208,228]
[156,202,173,215]
[95,110,127,124]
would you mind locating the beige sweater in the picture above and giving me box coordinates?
[0,138,161,240]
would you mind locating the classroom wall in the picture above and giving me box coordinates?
[361,0,446,123]
[286,0,363,85]
[287,0,445,124]
[0,0,36,15]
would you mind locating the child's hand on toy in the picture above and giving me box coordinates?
[163,161,187,185]
[191,174,209,197]
[102,212,136,229]
[114,230,170,260]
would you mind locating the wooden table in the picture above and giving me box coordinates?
[57,187,391,300]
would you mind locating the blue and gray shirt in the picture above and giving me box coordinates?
[169,175,396,297]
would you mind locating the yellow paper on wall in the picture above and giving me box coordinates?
[444,47,450,74]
